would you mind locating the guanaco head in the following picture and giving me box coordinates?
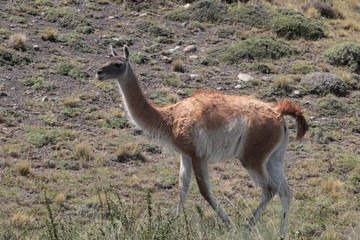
[96,45,130,81]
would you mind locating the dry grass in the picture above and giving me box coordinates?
[10,213,33,227]
[321,177,344,198]
[15,161,31,176]
[9,33,27,50]
[62,97,80,108]
[74,142,93,165]
[40,28,58,41]
[172,58,185,73]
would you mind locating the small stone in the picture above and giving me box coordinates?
[42,96,48,102]
[181,22,189,28]
[237,73,254,82]
[189,55,198,59]
[161,56,172,63]
[234,84,242,89]
[216,87,222,91]
[293,90,301,95]
[183,3,190,9]
[183,45,197,53]
[189,74,199,79]
[33,44,40,51]
[108,16,115,19]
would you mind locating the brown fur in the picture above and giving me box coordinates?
[276,98,309,140]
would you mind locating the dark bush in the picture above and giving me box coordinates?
[301,72,349,96]
[208,39,293,64]
[324,42,360,73]
[165,0,228,23]
[232,4,272,28]
[272,14,325,40]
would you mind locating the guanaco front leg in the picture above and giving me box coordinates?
[192,158,232,226]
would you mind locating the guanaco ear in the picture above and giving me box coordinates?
[123,45,130,61]
[110,45,119,57]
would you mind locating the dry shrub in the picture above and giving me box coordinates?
[172,58,185,72]
[40,28,58,41]
[9,33,27,50]
[15,161,31,176]
[74,142,93,165]
[321,178,343,198]
[10,213,33,227]
[114,142,145,162]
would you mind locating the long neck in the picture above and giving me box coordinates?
[116,64,164,132]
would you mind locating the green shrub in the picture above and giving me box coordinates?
[0,28,12,39]
[186,21,205,31]
[131,53,150,65]
[289,64,318,74]
[136,19,172,37]
[272,14,325,40]
[99,34,133,47]
[316,94,349,116]
[324,42,360,73]
[155,36,174,44]
[56,62,76,75]
[56,33,92,53]
[68,68,89,80]
[0,47,32,66]
[20,74,55,91]
[45,7,91,29]
[165,0,228,23]
[216,27,235,38]
[208,39,293,64]
[232,4,272,28]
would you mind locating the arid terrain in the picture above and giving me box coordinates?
[0,0,359,239]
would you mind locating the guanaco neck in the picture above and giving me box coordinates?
[116,63,164,133]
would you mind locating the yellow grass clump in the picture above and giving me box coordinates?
[9,33,27,50]
[15,161,31,176]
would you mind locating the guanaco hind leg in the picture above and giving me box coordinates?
[177,155,192,213]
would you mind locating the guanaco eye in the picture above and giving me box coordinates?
[115,63,122,68]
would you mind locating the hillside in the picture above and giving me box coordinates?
[0,0,359,239]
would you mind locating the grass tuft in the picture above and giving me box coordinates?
[9,33,27,50]
[114,142,146,163]
[15,161,31,176]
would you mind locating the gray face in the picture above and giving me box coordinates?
[96,56,127,81]
[96,45,130,81]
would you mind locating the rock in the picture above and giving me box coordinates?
[161,56,172,63]
[237,73,254,82]
[301,72,349,96]
[183,3,190,9]
[42,96,48,102]
[293,90,301,96]
[183,45,197,53]
[189,74,199,79]
[234,84,242,89]
[33,44,40,51]
[188,55,198,59]
[181,22,189,27]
